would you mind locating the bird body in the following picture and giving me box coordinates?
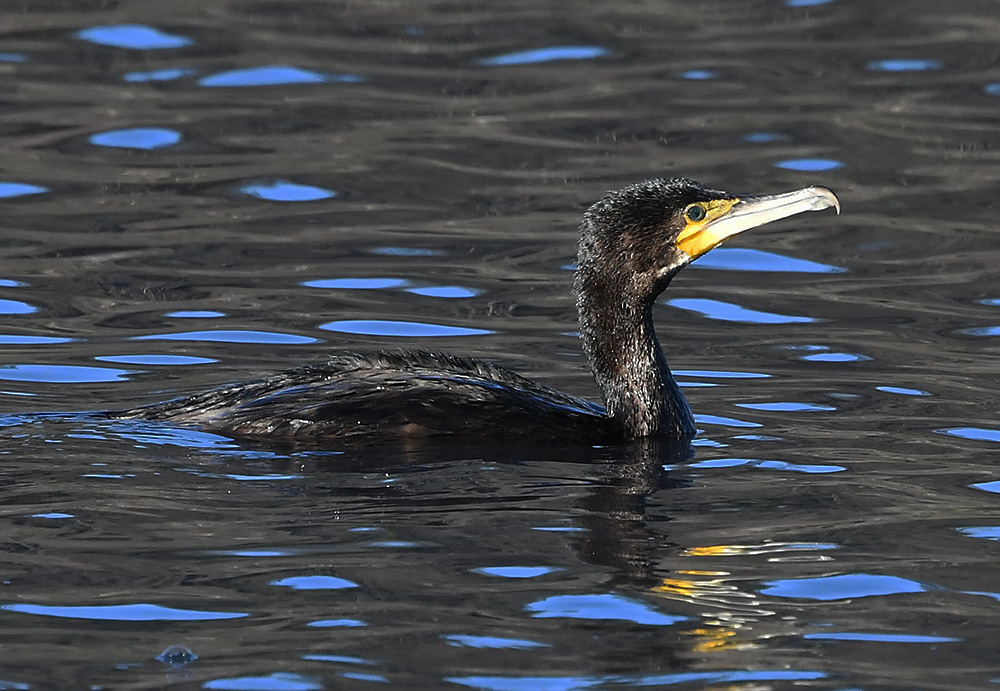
[122,350,613,443]
[116,178,839,445]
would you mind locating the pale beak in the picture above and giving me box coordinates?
[677,186,840,260]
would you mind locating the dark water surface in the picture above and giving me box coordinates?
[2,0,1000,688]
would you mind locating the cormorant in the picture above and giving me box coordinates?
[114,178,839,444]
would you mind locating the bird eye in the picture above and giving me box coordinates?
[685,204,706,222]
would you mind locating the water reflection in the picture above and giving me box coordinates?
[774,158,845,171]
[876,385,930,396]
[690,247,845,273]
[689,457,845,473]
[96,354,216,366]
[0,183,47,198]
[526,593,689,625]
[760,574,928,600]
[678,70,719,80]
[370,247,442,257]
[0,364,132,383]
[319,320,492,337]
[203,673,321,691]
[165,310,226,318]
[0,298,38,315]
[408,285,479,298]
[239,180,337,201]
[133,330,319,344]
[3,603,247,621]
[304,278,409,290]
[444,635,548,650]
[447,669,828,690]
[668,297,813,324]
[271,575,358,590]
[198,66,363,87]
[124,67,197,82]
[76,24,192,50]
[156,644,199,667]
[89,128,182,150]
[804,632,958,643]
[307,619,366,628]
[474,566,561,578]
[479,46,609,66]
[867,59,942,71]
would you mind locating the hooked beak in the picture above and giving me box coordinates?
[676,186,840,260]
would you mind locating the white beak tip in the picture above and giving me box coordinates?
[806,186,841,215]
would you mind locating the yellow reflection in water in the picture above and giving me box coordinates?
[682,626,743,652]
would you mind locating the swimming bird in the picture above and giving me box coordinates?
[115,178,839,444]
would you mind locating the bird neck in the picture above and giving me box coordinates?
[575,275,696,439]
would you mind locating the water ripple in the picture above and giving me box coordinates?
[370,247,441,257]
[203,673,321,691]
[694,413,762,428]
[271,575,358,590]
[407,285,480,298]
[308,618,366,628]
[959,326,1000,337]
[774,158,844,171]
[679,69,719,80]
[124,67,196,82]
[675,369,769,379]
[691,457,845,473]
[0,183,47,199]
[761,574,927,600]
[957,527,1000,540]
[877,386,930,396]
[90,127,181,150]
[445,635,549,650]
[3,603,246,621]
[0,299,37,315]
[479,46,609,66]
[473,566,561,578]
[302,654,377,665]
[133,330,318,344]
[76,24,193,50]
[156,644,198,666]
[165,310,226,318]
[304,278,409,290]
[199,66,363,87]
[0,364,132,383]
[96,354,216,366]
[447,670,827,690]
[804,632,958,643]
[691,248,845,273]
[239,180,337,202]
[525,593,689,626]
[744,132,788,143]
[736,402,835,412]
[320,320,491,337]
[937,427,1000,443]
[867,59,942,72]
[668,298,813,324]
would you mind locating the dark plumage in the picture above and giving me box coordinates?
[115,178,839,444]
[121,350,611,443]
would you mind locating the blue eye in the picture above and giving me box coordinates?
[685,204,706,222]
